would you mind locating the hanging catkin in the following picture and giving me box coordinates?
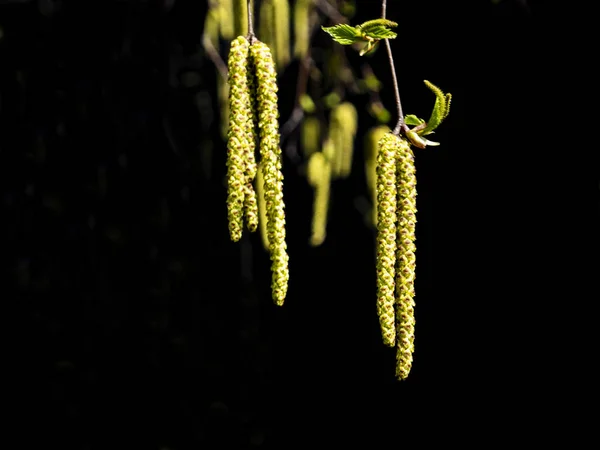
[250,40,289,305]
[364,126,390,228]
[375,132,400,347]
[395,138,417,380]
[226,36,252,242]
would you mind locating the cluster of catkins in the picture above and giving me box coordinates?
[375,132,418,380]
[226,35,289,306]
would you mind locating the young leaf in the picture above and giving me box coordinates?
[420,80,451,135]
[363,26,397,40]
[322,24,362,45]
[404,115,425,126]
[357,19,398,33]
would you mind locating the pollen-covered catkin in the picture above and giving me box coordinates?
[376,132,401,347]
[395,138,417,380]
[242,59,259,232]
[307,152,331,247]
[255,161,270,250]
[250,40,289,305]
[226,36,252,242]
[365,126,390,228]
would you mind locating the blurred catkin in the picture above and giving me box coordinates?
[307,152,331,247]
[376,132,401,347]
[294,0,313,59]
[233,0,248,37]
[329,102,358,179]
[259,0,290,72]
[301,116,321,159]
[218,0,234,40]
[250,40,289,305]
[395,137,417,380]
[226,36,252,242]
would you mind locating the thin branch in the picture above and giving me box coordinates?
[385,40,405,135]
[247,0,256,42]
[382,0,406,135]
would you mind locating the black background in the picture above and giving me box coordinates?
[1,0,597,448]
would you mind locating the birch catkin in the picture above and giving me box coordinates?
[250,40,289,305]
[226,36,252,242]
[395,138,417,380]
[365,126,390,228]
[376,132,400,347]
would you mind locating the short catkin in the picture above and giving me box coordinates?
[376,132,400,347]
[293,0,313,59]
[250,40,289,306]
[307,152,331,247]
[395,138,417,380]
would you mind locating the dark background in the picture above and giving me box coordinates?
[1,0,597,448]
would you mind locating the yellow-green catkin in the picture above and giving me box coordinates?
[364,126,390,227]
[293,0,313,59]
[329,102,358,179]
[226,36,253,242]
[243,56,259,232]
[307,152,331,247]
[218,0,234,40]
[395,137,417,380]
[233,0,248,37]
[251,40,289,305]
[259,0,290,72]
[301,116,321,159]
[376,132,401,347]
[255,161,270,250]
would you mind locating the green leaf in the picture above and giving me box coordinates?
[322,24,362,45]
[420,80,451,135]
[363,26,397,40]
[357,19,398,40]
[357,19,398,33]
[404,115,425,126]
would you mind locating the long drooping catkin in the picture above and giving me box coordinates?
[250,40,289,305]
[243,55,259,232]
[376,132,400,347]
[226,36,252,242]
[395,138,417,380]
